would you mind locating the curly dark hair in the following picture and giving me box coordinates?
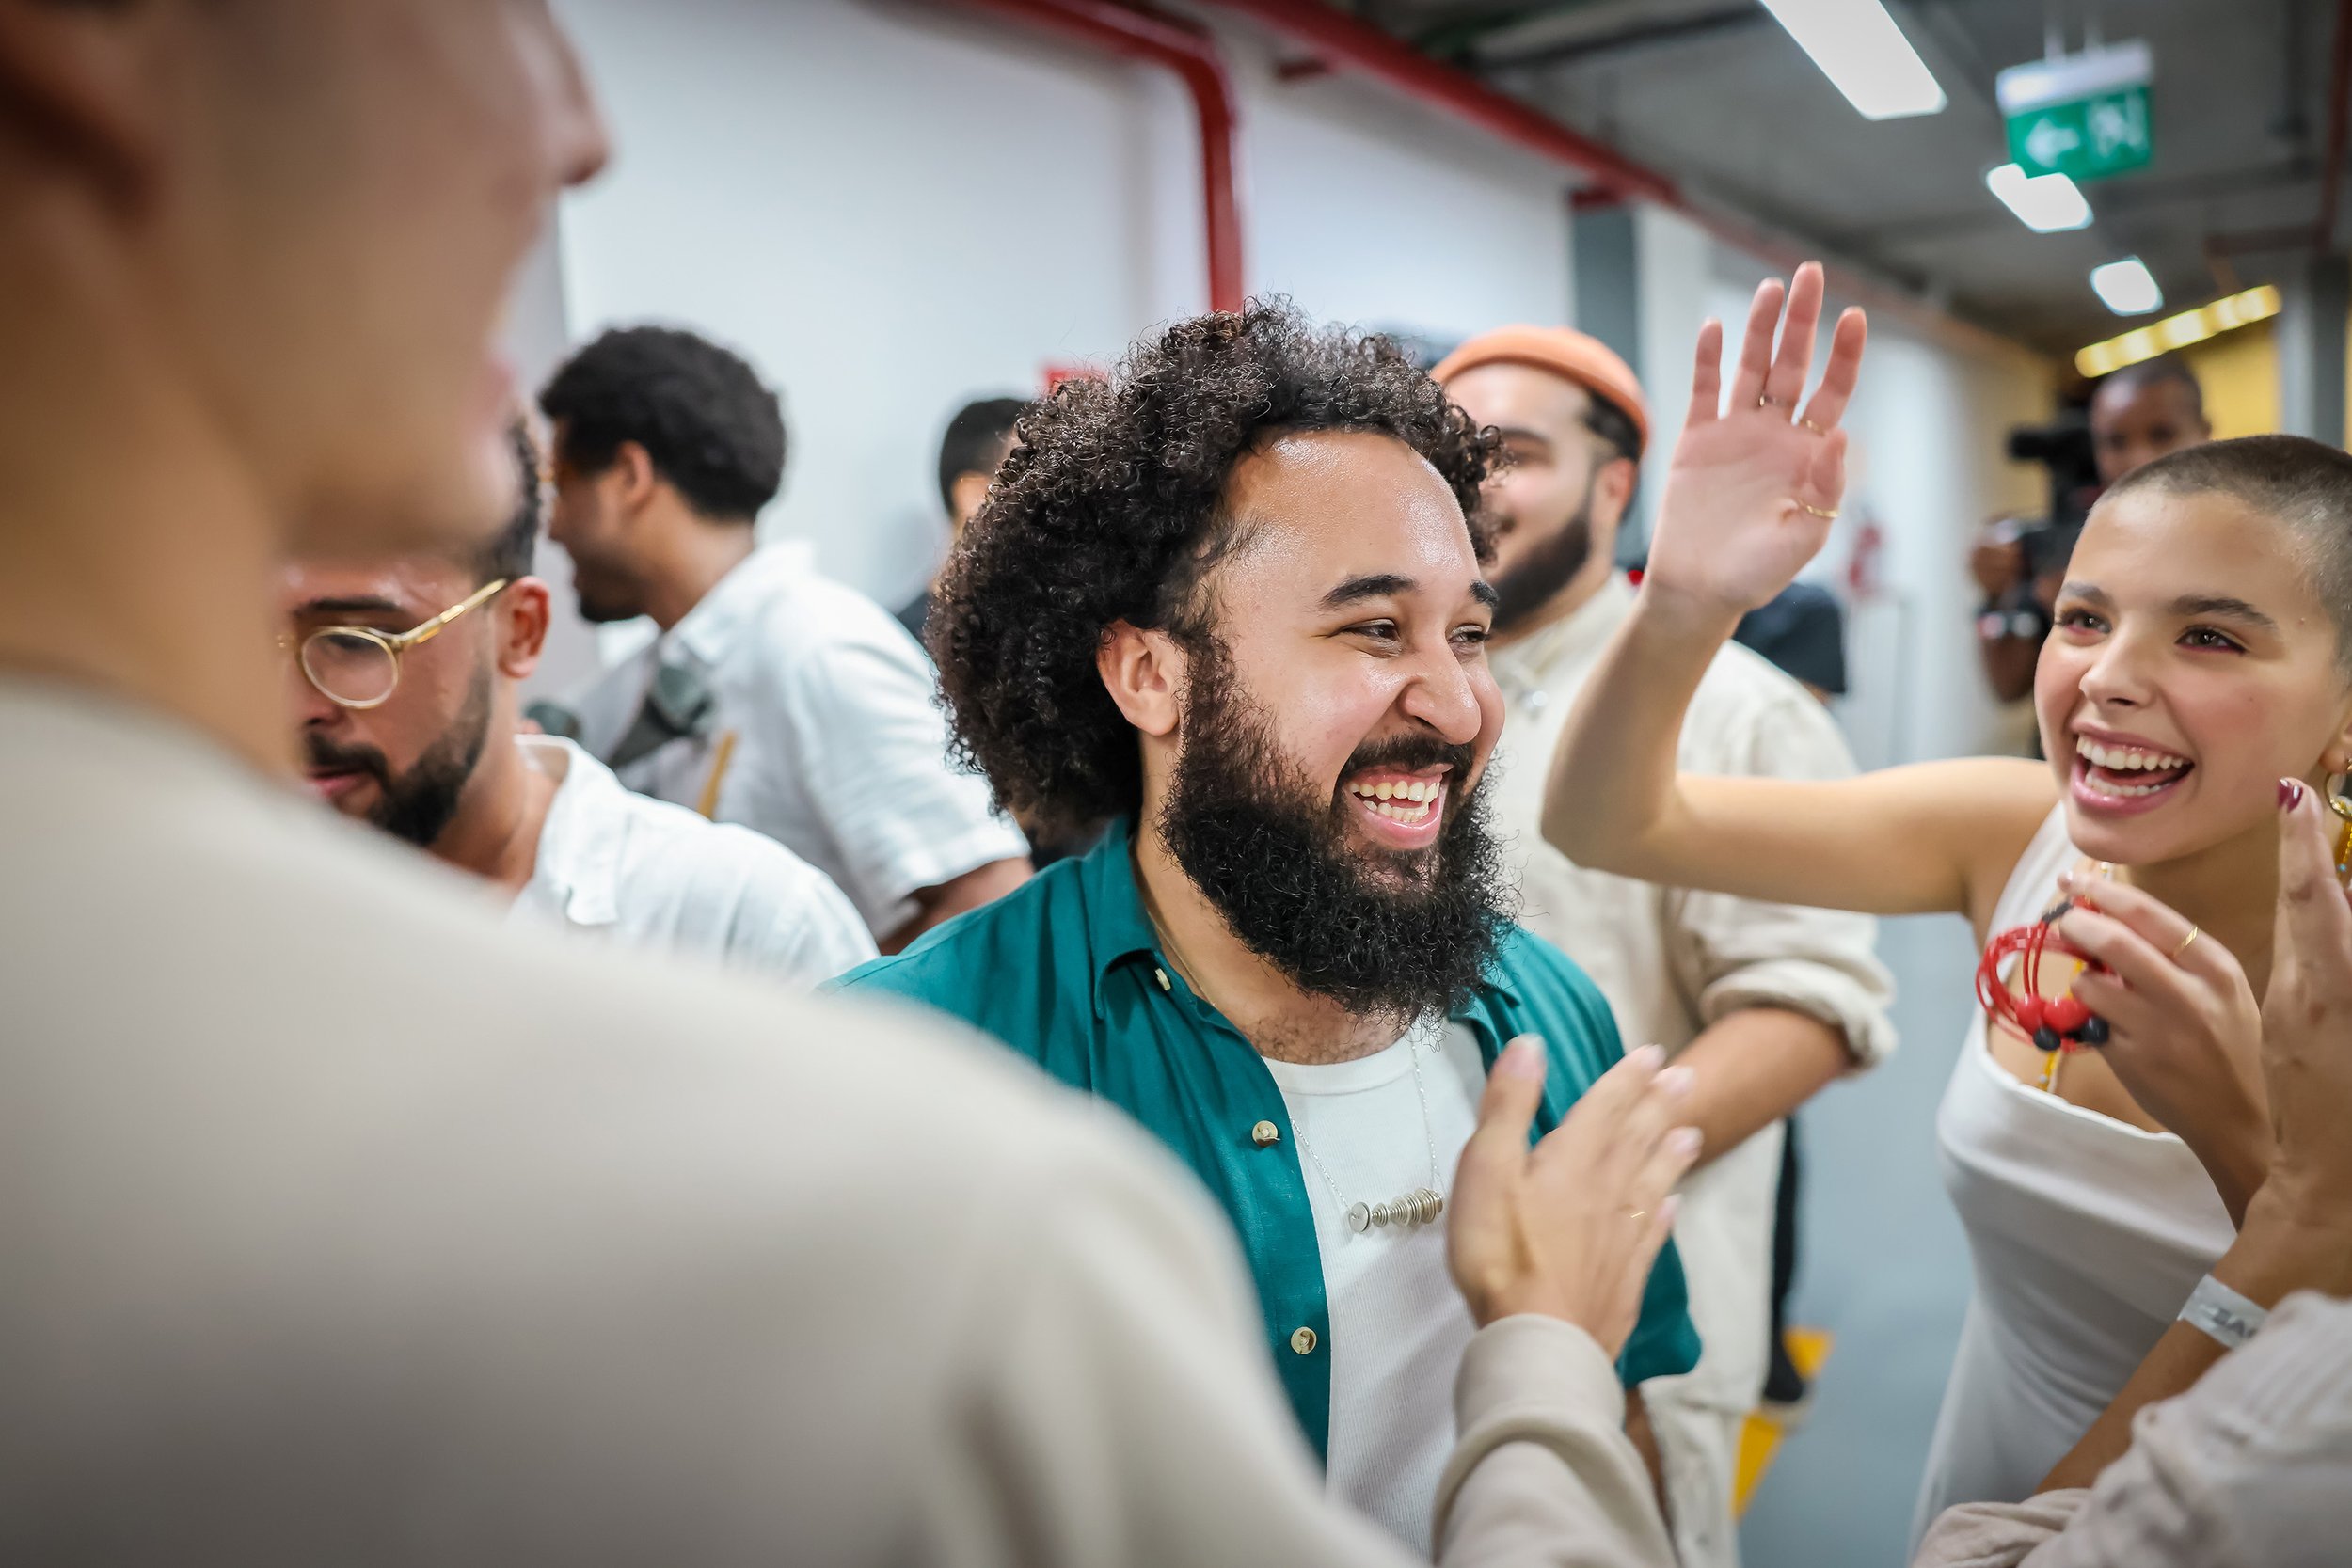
[929,299,1497,836]
[537,325,785,522]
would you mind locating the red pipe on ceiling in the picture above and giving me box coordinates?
[1201,0,1678,208]
[944,0,1245,312]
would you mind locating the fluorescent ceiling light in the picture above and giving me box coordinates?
[2075,286,2280,377]
[1758,0,1948,119]
[2090,257,2163,315]
[1985,163,2091,232]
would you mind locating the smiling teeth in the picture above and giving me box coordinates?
[2075,737,2191,772]
[1348,777,1439,822]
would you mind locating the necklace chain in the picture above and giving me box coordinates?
[1291,1017,1446,1234]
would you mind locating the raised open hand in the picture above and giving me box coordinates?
[1448,1037,1698,1355]
[1645,261,1867,616]
[2258,781,2352,1223]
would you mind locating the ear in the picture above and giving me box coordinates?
[1589,453,1639,532]
[497,578,551,680]
[1096,620,1185,739]
[611,441,661,520]
[948,470,993,536]
[0,0,169,194]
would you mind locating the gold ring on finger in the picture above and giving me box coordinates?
[1796,501,1839,521]
[2173,926,2201,958]
[1757,394,1792,410]
[1622,1207,1648,1223]
[1800,418,1827,435]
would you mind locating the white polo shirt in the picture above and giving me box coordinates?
[562,547,1027,936]
[510,735,875,986]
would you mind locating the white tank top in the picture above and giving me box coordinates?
[1912,807,2235,1540]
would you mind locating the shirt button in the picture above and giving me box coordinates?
[1290,1326,1319,1355]
[1153,967,1171,992]
[1250,1119,1280,1148]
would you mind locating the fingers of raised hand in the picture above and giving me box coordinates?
[1761,261,1825,408]
[1727,277,1786,411]
[1460,1035,1549,1185]
[1689,320,1724,424]
[2275,783,2352,961]
[1799,307,1867,432]
[1801,427,1849,512]
[2054,903,2196,1001]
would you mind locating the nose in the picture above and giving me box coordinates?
[539,9,613,190]
[2077,627,2155,710]
[1395,640,1486,748]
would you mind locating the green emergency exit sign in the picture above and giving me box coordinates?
[1996,40,2153,183]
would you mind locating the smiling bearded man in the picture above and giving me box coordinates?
[835,302,1700,1552]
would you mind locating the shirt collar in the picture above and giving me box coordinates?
[1078,816,1163,1016]
[516,736,627,927]
[1074,814,1523,1017]
[669,542,808,669]
[1489,572,1638,702]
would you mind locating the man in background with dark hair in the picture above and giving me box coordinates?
[1438,326,1893,1568]
[535,326,1030,951]
[282,420,872,985]
[1974,355,2213,704]
[898,394,1031,641]
[838,303,1702,1554]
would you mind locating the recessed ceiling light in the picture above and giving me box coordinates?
[1985,163,2092,232]
[1757,0,1948,119]
[2090,257,2163,315]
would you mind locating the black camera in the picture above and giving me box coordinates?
[2004,413,2103,578]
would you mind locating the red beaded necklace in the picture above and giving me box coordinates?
[1975,864,2111,1094]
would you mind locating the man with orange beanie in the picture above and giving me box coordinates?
[1436,328,1897,1568]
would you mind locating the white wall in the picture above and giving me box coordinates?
[549,0,1577,615]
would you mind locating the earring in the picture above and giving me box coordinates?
[2325,770,2352,879]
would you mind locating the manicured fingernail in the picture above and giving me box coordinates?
[2057,868,2076,889]
[1628,1043,1665,1072]
[1657,1065,1694,1098]
[1670,1127,1703,1157]
[2280,778,2307,811]
[1500,1037,1546,1078]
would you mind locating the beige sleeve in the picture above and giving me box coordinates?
[1433,1316,1677,1568]
[1675,684,1898,1069]
[927,1120,1677,1568]
[1911,1293,2352,1568]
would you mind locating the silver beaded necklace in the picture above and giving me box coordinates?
[1291,1015,1447,1234]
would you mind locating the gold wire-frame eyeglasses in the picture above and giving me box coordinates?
[282,578,510,710]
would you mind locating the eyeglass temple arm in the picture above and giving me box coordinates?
[392,578,509,652]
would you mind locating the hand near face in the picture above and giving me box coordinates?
[1447,1037,1699,1354]
[2257,783,2352,1222]
[2054,872,2269,1220]
[1645,261,1867,618]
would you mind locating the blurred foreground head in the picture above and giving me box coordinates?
[0,0,608,558]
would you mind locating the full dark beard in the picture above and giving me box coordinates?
[1488,482,1597,636]
[1158,644,1513,1022]
[304,665,493,849]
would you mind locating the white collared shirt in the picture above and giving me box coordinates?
[563,546,1027,937]
[510,735,874,985]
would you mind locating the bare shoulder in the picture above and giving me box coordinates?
[1886,756,2058,920]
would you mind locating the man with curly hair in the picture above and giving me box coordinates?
[838,302,1701,1551]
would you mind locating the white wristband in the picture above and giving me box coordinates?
[2178,1273,2267,1351]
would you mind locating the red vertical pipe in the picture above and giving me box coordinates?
[944,0,1245,312]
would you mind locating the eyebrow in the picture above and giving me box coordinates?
[294,596,408,618]
[1318,573,1501,611]
[2059,582,2280,632]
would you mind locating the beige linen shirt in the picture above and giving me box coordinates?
[0,677,1675,1567]
[1488,576,1896,1566]
[1912,1291,2352,1567]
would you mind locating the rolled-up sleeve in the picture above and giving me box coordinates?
[1672,679,1897,1070]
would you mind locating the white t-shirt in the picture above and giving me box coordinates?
[1261,1016,1486,1554]
[510,735,875,986]
[561,546,1028,936]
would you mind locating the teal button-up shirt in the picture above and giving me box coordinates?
[834,818,1701,1459]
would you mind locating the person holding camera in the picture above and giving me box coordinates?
[1975,357,2211,705]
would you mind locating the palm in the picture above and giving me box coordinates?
[1645,263,1867,615]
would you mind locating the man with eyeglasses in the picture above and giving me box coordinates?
[282,421,873,985]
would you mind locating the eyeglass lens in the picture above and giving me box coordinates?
[299,629,401,707]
